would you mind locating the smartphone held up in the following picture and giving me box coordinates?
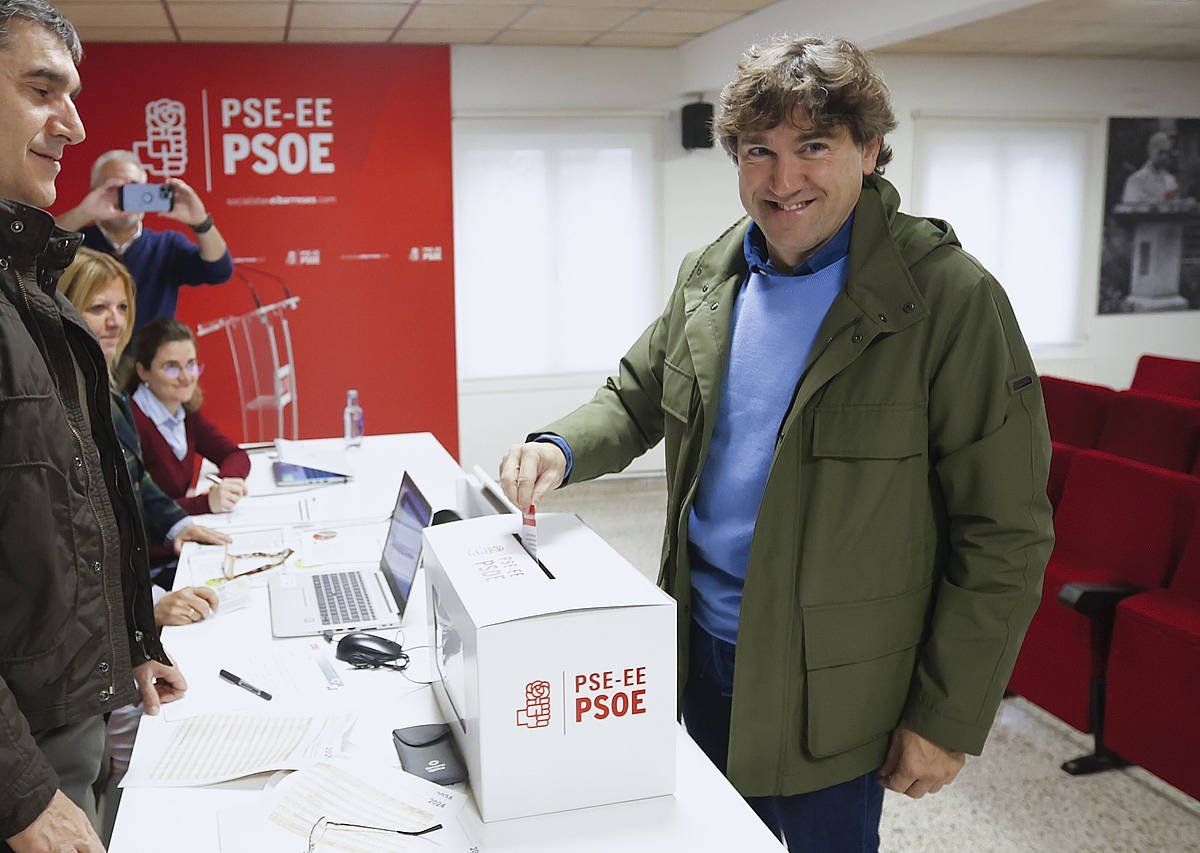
[119,182,175,213]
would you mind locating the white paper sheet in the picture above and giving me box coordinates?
[121,713,355,788]
[275,438,353,477]
[297,522,388,567]
[163,644,340,722]
[217,760,481,852]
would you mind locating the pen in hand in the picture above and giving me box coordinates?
[219,669,272,701]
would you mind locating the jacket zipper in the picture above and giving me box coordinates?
[15,268,121,696]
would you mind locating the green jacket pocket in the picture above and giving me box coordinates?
[803,583,932,757]
[661,359,696,423]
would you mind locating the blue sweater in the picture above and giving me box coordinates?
[81,225,233,329]
[688,216,853,645]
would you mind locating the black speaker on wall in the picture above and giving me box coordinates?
[682,102,714,150]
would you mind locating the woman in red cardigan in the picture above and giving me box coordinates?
[126,318,251,515]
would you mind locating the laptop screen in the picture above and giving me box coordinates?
[379,472,433,614]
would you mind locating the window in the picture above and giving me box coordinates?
[911,116,1097,348]
[454,116,661,379]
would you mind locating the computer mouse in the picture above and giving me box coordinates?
[336,632,406,667]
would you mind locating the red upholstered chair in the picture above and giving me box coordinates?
[1040,376,1115,449]
[1047,441,1077,509]
[1130,354,1200,402]
[1008,452,1195,767]
[1094,391,1200,473]
[1105,496,1200,800]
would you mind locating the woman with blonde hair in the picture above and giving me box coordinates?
[58,247,229,593]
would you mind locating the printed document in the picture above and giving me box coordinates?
[121,713,355,788]
[217,760,481,852]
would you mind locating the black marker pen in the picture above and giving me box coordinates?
[219,669,272,701]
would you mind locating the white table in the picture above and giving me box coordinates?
[110,434,782,852]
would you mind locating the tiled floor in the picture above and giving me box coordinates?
[541,475,1200,852]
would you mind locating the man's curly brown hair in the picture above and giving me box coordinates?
[714,34,897,173]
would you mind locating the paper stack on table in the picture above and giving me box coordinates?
[121,713,355,788]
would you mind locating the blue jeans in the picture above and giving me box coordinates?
[683,622,884,852]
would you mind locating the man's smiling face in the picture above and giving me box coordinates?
[0,20,84,208]
[736,113,879,271]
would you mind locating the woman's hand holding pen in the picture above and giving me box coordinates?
[206,474,248,513]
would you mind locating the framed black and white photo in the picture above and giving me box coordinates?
[1098,117,1200,314]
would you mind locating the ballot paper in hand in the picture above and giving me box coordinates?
[520,505,538,560]
[121,713,355,788]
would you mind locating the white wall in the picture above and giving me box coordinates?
[452,46,684,475]
[871,54,1200,387]
[453,43,1200,475]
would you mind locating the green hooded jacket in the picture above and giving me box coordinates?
[537,174,1054,796]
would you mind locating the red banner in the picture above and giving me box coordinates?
[54,43,458,455]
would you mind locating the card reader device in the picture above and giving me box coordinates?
[393,723,468,786]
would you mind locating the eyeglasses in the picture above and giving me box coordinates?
[222,547,293,580]
[304,815,442,852]
[158,361,204,380]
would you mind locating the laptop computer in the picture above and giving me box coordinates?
[268,472,433,638]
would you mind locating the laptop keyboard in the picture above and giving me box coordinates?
[313,572,377,626]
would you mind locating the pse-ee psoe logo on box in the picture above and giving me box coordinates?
[515,667,649,731]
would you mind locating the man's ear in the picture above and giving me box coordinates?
[134,362,149,383]
[861,136,883,176]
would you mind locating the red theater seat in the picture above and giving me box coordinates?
[1095,391,1200,473]
[1048,442,1076,509]
[1130,354,1200,402]
[1008,452,1194,733]
[1040,376,1115,449]
[1105,504,1200,800]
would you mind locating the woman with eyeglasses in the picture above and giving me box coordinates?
[124,317,251,517]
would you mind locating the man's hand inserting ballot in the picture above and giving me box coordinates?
[500,441,567,509]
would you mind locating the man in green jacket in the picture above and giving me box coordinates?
[501,35,1053,850]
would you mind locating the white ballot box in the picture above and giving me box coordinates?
[422,512,677,822]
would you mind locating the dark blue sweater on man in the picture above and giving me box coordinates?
[81,225,233,329]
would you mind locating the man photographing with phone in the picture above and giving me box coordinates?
[55,149,233,330]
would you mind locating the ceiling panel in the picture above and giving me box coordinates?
[879,0,1200,60]
[653,0,774,11]
[493,29,601,44]
[404,4,526,30]
[289,2,408,28]
[538,0,647,7]
[63,0,1198,53]
[288,27,396,41]
[55,2,171,28]
[592,30,690,46]
[176,26,287,40]
[391,27,495,42]
[615,9,739,33]
[76,26,178,42]
[168,2,289,28]
[509,6,634,31]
